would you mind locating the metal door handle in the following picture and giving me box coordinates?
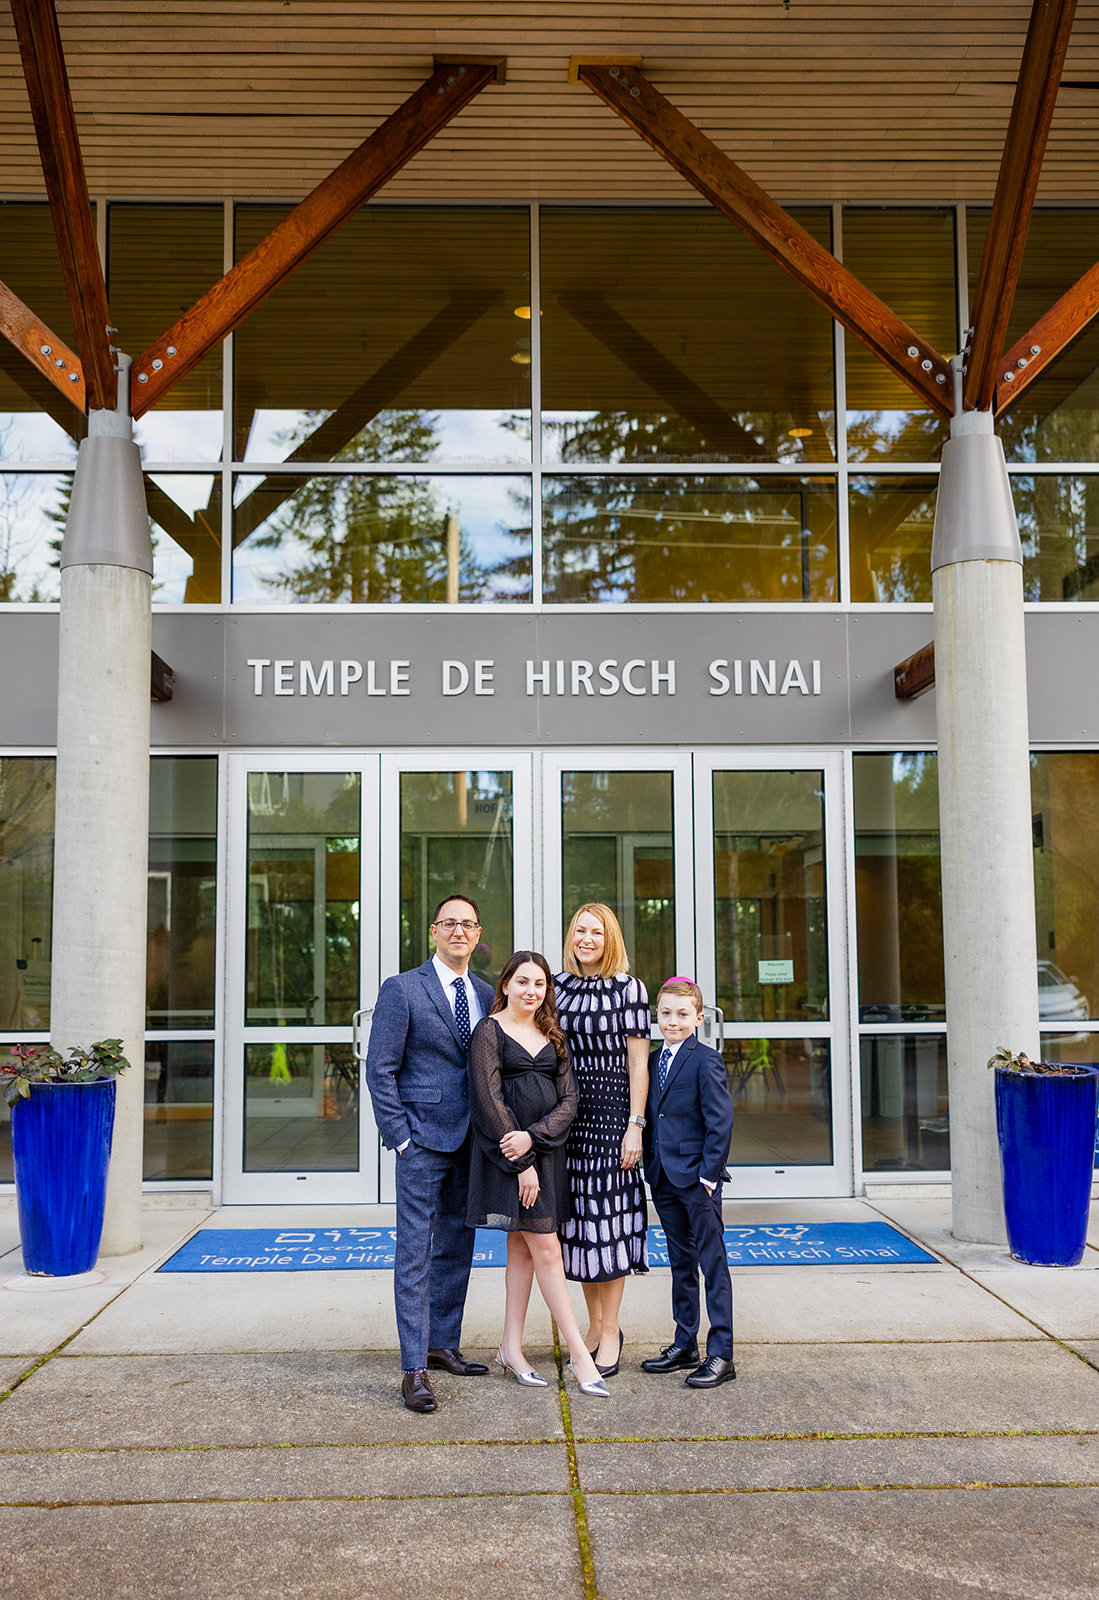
[702,1004,725,1052]
[352,1006,374,1062]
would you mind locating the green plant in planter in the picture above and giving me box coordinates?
[1,1039,131,1107]
[987,1046,1081,1075]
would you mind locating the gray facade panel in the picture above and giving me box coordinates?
[4,609,1099,749]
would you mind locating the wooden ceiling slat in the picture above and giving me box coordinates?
[0,2,1096,202]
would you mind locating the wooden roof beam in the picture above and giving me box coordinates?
[10,0,115,412]
[0,277,85,411]
[574,62,952,417]
[963,0,1077,413]
[995,257,1099,414]
[131,61,498,419]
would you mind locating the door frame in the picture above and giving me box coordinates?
[693,748,853,1198]
[539,750,696,981]
[222,752,380,1204]
[374,751,535,1202]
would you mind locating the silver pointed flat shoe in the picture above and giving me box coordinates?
[495,1347,549,1388]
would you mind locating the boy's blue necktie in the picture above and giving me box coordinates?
[452,976,471,1050]
[658,1044,672,1091]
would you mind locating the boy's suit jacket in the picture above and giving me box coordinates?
[365,960,495,1153]
[644,1033,734,1190]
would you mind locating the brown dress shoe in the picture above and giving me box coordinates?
[426,1347,489,1376]
[401,1369,438,1412]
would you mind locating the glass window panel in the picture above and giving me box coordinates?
[860,1034,949,1174]
[560,770,673,1001]
[0,759,55,1032]
[1032,754,1099,1022]
[543,474,836,603]
[233,472,530,603]
[0,473,71,603]
[233,206,530,465]
[0,203,83,462]
[713,770,828,1024]
[726,1038,833,1167]
[968,210,1099,465]
[854,751,1099,1031]
[246,771,361,1026]
[844,209,956,463]
[144,1040,214,1179]
[0,1045,19,1180]
[400,772,513,985]
[146,473,221,603]
[108,205,224,463]
[147,758,218,1029]
[853,753,945,1022]
[243,1041,359,1172]
[541,207,836,464]
[1013,474,1099,602]
[849,474,938,602]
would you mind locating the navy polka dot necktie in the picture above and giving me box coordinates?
[452,976,471,1050]
[658,1044,672,1091]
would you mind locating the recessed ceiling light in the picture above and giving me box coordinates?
[788,427,814,438]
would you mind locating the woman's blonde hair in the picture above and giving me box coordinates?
[562,902,630,979]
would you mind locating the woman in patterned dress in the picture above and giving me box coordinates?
[556,903,650,1376]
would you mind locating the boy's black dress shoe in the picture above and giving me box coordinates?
[640,1342,700,1373]
[685,1355,737,1388]
[401,1370,438,1412]
[426,1348,489,1376]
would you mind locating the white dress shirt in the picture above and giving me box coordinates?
[431,954,483,1028]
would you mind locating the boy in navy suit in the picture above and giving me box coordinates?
[640,979,736,1388]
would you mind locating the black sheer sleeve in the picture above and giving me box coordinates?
[467,1018,536,1172]
[527,1046,579,1153]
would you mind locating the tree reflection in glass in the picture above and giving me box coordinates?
[232,412,532,603]
[542,468,836,604]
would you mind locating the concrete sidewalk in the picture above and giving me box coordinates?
[0,1192,1096,1598]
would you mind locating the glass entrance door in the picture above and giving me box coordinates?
[223,757,380,1202]
[694,752,852,1197]
[225,752,532,1204]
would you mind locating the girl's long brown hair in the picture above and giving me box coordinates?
[490,950,569,1062]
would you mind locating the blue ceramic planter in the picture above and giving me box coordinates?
[994,1065,1098,1267]
[11,1079,117,1276]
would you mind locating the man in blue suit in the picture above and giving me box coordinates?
[365,894,496,1412]
[640,978,736,1389]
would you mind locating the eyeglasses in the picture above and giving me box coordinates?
[433,919,481,933]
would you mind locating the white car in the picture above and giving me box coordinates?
[1037,960,1090,1023]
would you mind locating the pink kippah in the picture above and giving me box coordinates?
[663,975,697,985]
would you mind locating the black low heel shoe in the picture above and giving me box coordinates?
[596,1329,625,1378]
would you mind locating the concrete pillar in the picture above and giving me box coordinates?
[931,407,1040,1245]
[50,358,152,1257]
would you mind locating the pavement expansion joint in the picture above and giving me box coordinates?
[0,1436,572,1458]
[551,1325,599,1600]
[572,1428,1097,1444]
[0,1489,577,1510]
[582,1479,1099,1498]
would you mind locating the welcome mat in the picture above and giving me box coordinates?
[158,1221,936,1273]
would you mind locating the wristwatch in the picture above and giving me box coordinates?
[628,1114,647,1128]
